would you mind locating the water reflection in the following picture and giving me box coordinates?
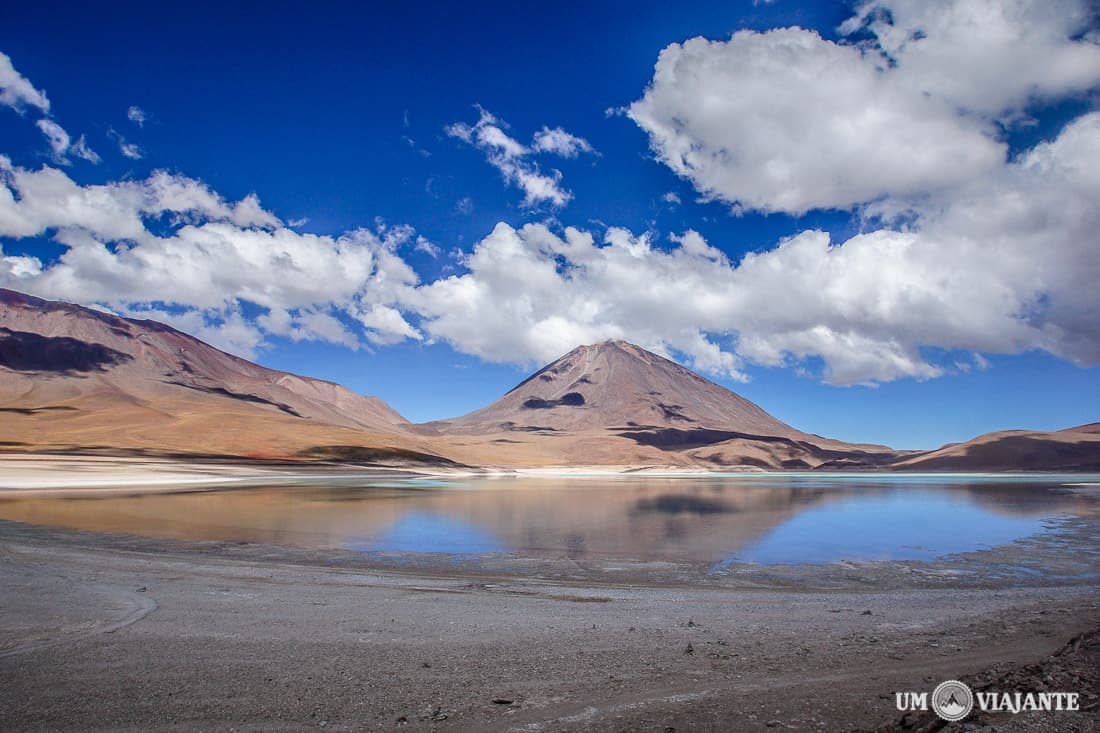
[718,490,1052,565]
[0,474,1094,565]
[354,511,508,554]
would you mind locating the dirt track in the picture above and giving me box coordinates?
[2,521,1099,732]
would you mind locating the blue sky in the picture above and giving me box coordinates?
[1,0,1098,449]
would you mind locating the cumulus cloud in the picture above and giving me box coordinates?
[0,51,49,113]
[3,12,1099,387]
[628,0,1100,215]
[0,158,422,359]
[408,112,1100,383]
[628,27,1004,214]
[841,0,1100,115]
[408,223,748,377]
[446,107,596,208]
[4,108,1098,381]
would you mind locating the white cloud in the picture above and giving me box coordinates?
[0,51,49,113]
[257,307,360,352]
[120,304,268,360]
[446,108,596,208]
[628,27,1005,214]
[35,119,71,161]
[127,105,146,126]
[119,141,142,159]
[531,126,595,158]
[408,112,1100,384]
[3,109,1100,384]
[32,120,99,165]
[70,135,100,164]
[3,20,1099,388]
[409,222,749,377]
[0,159,422,356]
[628,0,1100,215]
[841,0,1100,115]
[108,128,143,159]
[3,53,100,166]
[662,192,681,205]
[414,236,441,258]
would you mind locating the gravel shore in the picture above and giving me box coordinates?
[2,519,1099,732]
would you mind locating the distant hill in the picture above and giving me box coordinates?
[1062,422,1100,435]
[893,426,1100,472]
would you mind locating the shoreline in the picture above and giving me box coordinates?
[1,519,1098,731]
[3,453,1099,496]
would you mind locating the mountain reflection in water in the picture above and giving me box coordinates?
[0,474,1093,565]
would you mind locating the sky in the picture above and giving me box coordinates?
[1,0,1098,449]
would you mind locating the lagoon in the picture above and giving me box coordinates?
[1,473,1094,568]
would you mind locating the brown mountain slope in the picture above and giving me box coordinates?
[426,340,801,436]
[6,289,1091,471]
[0,289,408,433]
[1062,422,1100,434]
[891,428,1100,472]
[423,341,898,469]
[0,289,454,465]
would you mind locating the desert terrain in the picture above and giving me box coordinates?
[3,289,1100,731]
[1,513,1099,732]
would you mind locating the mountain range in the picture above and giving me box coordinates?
[2,288,1098,471]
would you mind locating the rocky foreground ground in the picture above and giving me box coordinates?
[1,519,1099,732]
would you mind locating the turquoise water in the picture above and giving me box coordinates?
[0,473,1094,566]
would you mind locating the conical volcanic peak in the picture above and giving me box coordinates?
[430,340,800,437]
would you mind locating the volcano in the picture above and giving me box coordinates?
[423,341,898,469]
[427,340,800,437]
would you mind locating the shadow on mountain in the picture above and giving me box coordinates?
[166,381,303,417]
[615,427,798,448]
[905,435,1100,472]
[0,328,132,374]
[615,426,898,468]
[297,445,468,468]
[0,405,78,415]
[522,392,586,409]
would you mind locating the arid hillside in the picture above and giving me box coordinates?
[2,289,1096,471]
[0,289,453,465]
